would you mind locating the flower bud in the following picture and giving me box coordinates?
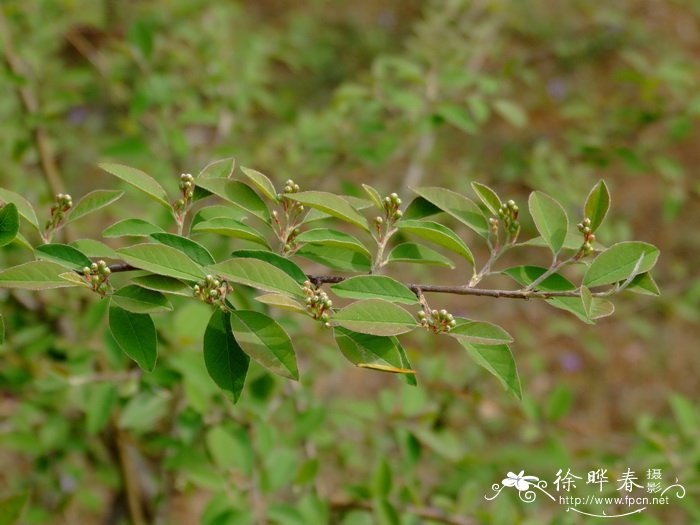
[186,190,194,199]
[394,210,403,219]
[83,266,91,275]
[323,322,331,328]
[320,313,330,322]
[583,217,591,227]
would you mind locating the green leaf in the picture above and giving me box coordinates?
[67,189,124,223]
[150,232,215,265]
[331,276,418,304]
[192,217,269,247]
[372,459,393,498]
[411,187,489,238]
[230,310,298,380]
[99,162,171,210]
[580,286,593,319]
[198,157,235,179]
[103,218,164,238]
[117,243,205,281]
[519,228,604,252]
[108,305,157,371]
[286,191,369,231]
[208,258,303,298]
[131,274,191,296]
[625,272,660,296]
[449,318,513,345]
[403,196,442,221]
[436,103,477,133]
[70,239,119,259]
[386,242,456,268]
[254,293,307,314]
[59,271,91,288]
[191,205,249,228]
[231,250,308,285]
[296,229,371,257]
[204,309,249,402]
[458,341,522,398]
[0,189,38,228]
[362,184,384,209]
[471,182,502,216]
[0,493,29,525]
[396,220,474,266]
[195,179,271,223]
[112,285,173,313]
[0,203,20,247]
[528,191,569,255]
[35,243,92,270]
[0,261,78,289]
[333,299,416,336]
[584,180,610,232]
[334,327,415,374]
[493,99,527,128]
[295,244,371,273]
[85,383,117,435]
[241,166,277,201]
[584,241,659,288]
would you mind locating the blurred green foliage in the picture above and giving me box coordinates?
[1,1,699,524]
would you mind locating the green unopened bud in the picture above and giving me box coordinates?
[449,319,457,328]
[325,300,332,308]
[91,262,98,272]
[293,184,300,192]
[323,322,331,328]
[394,210,403,219]
[320,313,330,322]
[417,310,426,319]
[507,199,516,208]
[82,266,91,275]
[583,217,591,227]
[186,190,194,199]
[209,289,219,298]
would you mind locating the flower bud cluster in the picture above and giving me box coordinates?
[303,280,332,328]
[576,217,595,257]
[374,192,403,234]
[174,173,195,212]
[418,308,457,334]
[277,179,304,215]
[82,260,112,296]
[44,193,73,235]
[193,274,231,310]
[496,199,520,237]
[282,227,301,255]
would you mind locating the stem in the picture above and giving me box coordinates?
[469,244,509,287]
[373,226,397,273]
[114,428,146,525]
[524,254,574,292]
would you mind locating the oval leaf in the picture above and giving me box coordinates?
[286,191,369,231]
[231,250,308,285]
[198,157,235,179]
[411,187,489,238]
[150,232,215,265]
[471,182,502,216]
[99,162,171,210]
[295,244,371,273]
[449,318,513,345]
[0,189,38,228]
[117,243,205,281]
[0,203,20,247]
[584,241,659,288]
[254,293,307,314]
[208,258,303,298]
[396,220,474,266]
[241,166,277,201]
[35,243,92,270]
[112,285,173,313]
[192,217,269,247]
[0,261,78,289]
[528,191,569,255]
[108,305,157,371]
[230,310,298,380]
[195,179,271,224]
[458,341,522,399]
[204,309,250,402]
[296,228,371,257]
[67,189,124,223]
[335,327,414,375]
[584,180,610,232]
[131,274,191,296]
[331,276,418,304]
[333,299,416,336]
[103,218,164,238]
[386,243,456,268]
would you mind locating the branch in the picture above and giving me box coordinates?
[103,263,600,300]
[0,10,65,196]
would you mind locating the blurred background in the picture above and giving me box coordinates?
[1,0,699,523]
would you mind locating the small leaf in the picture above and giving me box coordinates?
[331,276,418,304]
[103,218,164,238]
[528,191,569,255]
[230,310,298,380]
[109,305,157,371]
[580,286,593,319]
[198,157,235,179]
[231,249,308,285]
[204,309,249,402]
[255,293,306,314]
[295,244,371,273]
[70,239,119,259]
[471,182,502,216]
[117,243,205,281]
[99,162,171,210]
[458,341,522,399]
[195,179,271,223]
[207,258,304,298]
[396,220,474,266]
[0,203,20,247]
[67,189,124,223]
[411,187,489,238]
[493,99,527,128]
[436,103,477,133]
[386,243,455,268]
[362,184,384,209]
[35,243,92,270]
[286,191,369,231]
[333,299,416,336]
[112,285,173,313]
[0,493,29,525]
[0,189,38,228]
[296,228,371,257]
[449,318,513,345]
[150,232,215,265]
[625,272,660,296]
[0,261,78,289]
[241,166,277,201]
[584,241,659,288]
[192,218,269,247]
[131,274,191,296]
[335,327,415,374]
[584,180,610,232]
